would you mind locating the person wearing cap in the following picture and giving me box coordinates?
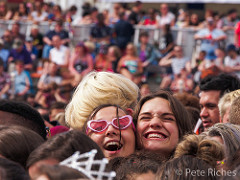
[194,17,226,61]
[0,58,10,99]
[224,44,240,79]
[8,38,33,70]
[25,36,38,62]
[42,20,69,58]
[0,38,10,70]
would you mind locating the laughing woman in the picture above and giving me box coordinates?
[84,104,136,159]
[133,90,192,159]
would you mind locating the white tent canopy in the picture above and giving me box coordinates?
[100,0,240,3]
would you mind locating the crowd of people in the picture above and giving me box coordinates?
[1,1,240,180]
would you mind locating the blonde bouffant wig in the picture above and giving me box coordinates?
[65,71,139,129]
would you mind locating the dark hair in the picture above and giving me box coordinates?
[69,5,77,12]
[0,158,30,180]
[0,125,44,168]
[139,31,149,38]
[133,90,192,140]
[156,155,217,180]
[50,102,66,112]
[36,164,88,180]
[199,73,240,98]
[228,8,237,15]
[0,57,3,66]
[110,151,165,180]
[27,130,104,169]
[0,100,46,139]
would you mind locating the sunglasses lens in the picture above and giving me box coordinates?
[90,121,107,132]
[113,116,130,129]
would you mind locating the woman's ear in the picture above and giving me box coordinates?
[126,108,133,116]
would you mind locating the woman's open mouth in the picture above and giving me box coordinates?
[104,141,123,151]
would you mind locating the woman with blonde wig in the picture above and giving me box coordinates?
[65,71,139,129]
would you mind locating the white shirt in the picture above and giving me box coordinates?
[224,55,240,78]
[50,45,69,66]
[171,57,188,75]
[157,12,175,27]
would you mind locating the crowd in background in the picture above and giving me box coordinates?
[1,1,240,179]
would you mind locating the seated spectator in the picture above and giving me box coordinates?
[159,45,189,89]
[139,82,151,98]
[30,24,44,59]
[117,43,143,83]
[31,1,48,22]
[194,17,226,60]
[13,60,31,98]
[90,13,111,44]
[219,9,238,31]
[224,44,240,79]
[10,22,25,41]
[68,42,94,86]
[37,82,67,109]
[25,36,39,63]
[0,1,13,20]
[49,35,70,67]
[2,30,13,50]
[0,58,10,99]
[42,20,69,58]
[0,125,44,168]
[157,3,175,28]
[47,5,63,22]
[137,31,158,68]
[106,45,121,73]
[27,130,105,179]
[12,3,30,21]
[8,38,33,70]
[95,44,114,72]
[229,96,240,125]
[218,89,240,123]
[0,99,46,139]
[0,39,9,70]
[114,12,134,51]
[37,61,62,95]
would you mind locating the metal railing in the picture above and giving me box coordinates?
[0,20,235,58]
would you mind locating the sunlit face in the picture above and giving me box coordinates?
[126,44,135,56]
[200,90,221,131]
[52,36,61,47]
[137,97,179,157]
[88,106,135,159]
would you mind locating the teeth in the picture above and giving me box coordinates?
[106,142,120,147]
[147,133,165,139]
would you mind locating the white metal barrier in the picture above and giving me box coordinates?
[0,20,235,58]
